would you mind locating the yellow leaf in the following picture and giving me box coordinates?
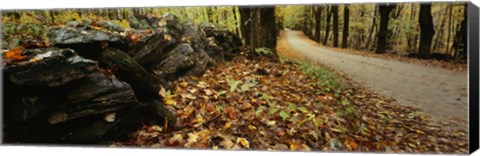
[29,57,42,62]
[290,143,298,151]
[188,88,198,94]
[267,120,276,126]
[164,34,172,41]
[169,134,183,143]
[180,82,188,88]
[248,125,257,131]
[164,99,175,105]
[224,121,232,129]
[415,129,425,134]
[186,132,199,147]
[237,137,250,148]
[220,138,235,149]
[259,131,266,136]
[159,87,167,97]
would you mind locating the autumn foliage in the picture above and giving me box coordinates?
[112,56,467,153]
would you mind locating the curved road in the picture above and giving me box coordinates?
[284,30,468,130]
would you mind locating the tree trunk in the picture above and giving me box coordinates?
[303,6,313,38]
[323,6,333,45]
[391,5,403,45]
[239,7,252,45]
[364,6,377,50]
[406,3,417,53]
[77,9,82,18]
[107,9,113,20]
[446,3,453,55]
[433,5,449,52]
[232,7,241,37]
[213,6,219,24]
[314,6,323,43]
[115,9,120,20]
[207,7,214,23]
[375,3,396,53]
[418,4,435,59]
[332,5,339,47]
[454,3,468,60]
[342,4,350,48]
[49,10,55,24]
[309,6,315,39]
[241,7,278,59]
[123,9,128,19]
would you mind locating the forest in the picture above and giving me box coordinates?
[279,3,468,60]
[2,2,469,61]
[1,2,470,154]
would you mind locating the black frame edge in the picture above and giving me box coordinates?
[468,1,480,154]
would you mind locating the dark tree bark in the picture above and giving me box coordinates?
[314,6,323,43]
[207,7,214,23]
[76,9,82,18]
[418,3,435,59]
[239,7,252,45]
[213,6,219,24]
[342,4,350,48]
[323,6,333,45]
[458,3,468,60]
[375,3,396,53]
[49,10,55,24]
[332,5,339,47]
[239,7,278,59]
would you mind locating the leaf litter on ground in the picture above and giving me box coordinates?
[111,56,468,154]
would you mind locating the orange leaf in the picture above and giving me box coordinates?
[4,47,26,63]
[129,34,142,45]
[224,106,237,120]
[345,139,359,150]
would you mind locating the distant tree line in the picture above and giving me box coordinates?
[278,2,468,61]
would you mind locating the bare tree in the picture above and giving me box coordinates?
[342,4,350,48]
[418,3,435,59]
[332,5,339,47]
[375,3,396,53]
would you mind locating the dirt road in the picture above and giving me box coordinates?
[284,30,468,130]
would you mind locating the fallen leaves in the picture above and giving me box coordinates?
[159,87,176,105]
[3,47,26,64]
[237,137,250,148]
[114,56,468,154]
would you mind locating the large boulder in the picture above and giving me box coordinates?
[4,13,243,144]
[200,22,242,61]
[4,48,97,87]
[150,44,197,80]
[48,24,129,57]
[47,72,138,125]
